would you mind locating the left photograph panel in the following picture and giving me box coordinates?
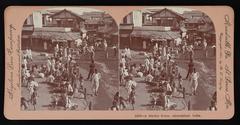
[20,7,119,111]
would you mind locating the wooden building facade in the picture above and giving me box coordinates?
[150,8,185,31]
[49,9,85,32]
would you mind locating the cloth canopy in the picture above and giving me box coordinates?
[131,29,181,40]
[31,31,81,42]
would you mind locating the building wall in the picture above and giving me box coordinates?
[132,10,142,27]
[120,37,130,49]
[24,14,33,25]
[32,11,43,28]
[122,13,133,24]
[52,11,77,19]
[24,12,42,27]
[151,9,182,30]
[85,23,100,32]
[50,10,84,31]
[152,10,177,18]
[152,17,181,31]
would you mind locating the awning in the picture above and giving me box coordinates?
[198,24,215,33]
[112,32,119,36]
[98,27,117,34]
[52,39,68,42]
[151,38,167,42]
[85,20,104,25]
[185,17,205,24]
[31,31,81,42]
[22,26,34,31]
[131,30,181,40]
[120,34,130,37]
[119,25,133,30]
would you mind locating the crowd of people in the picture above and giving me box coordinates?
[117,37,216,110]
[20,35,216,111]
[21,36,116,110]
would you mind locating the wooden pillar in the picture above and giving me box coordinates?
[183,87,186,99]
[84,88,87,100]
[129,35,132,49]
[88,101,92,110]
[30,37,33,50]
[188,100,191,110]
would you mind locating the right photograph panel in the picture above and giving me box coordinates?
[119,7,216,111]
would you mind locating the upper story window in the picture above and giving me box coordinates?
[157,18,174,26]
[145,14,152,21]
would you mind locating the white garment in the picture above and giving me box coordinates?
[89,46,95,52]
[203,41,208,49]
[175,38,182,46]
[144,58,150,66]
[126,80,137,93]
[26,49,29,55]
[123,69,129,77]
[143,52,148,58]
[166,83,172,92]
[47,59,51,71]
[103,41,108,50]
[92,73,101,93]
[67,84,73,93]
[23,59,27,68]
[64,48,68,58]
[76,39,82,47]
[167,53,171,60]
[121,58,126,68]
[163,47,166,57]
[25,70,30,77]
[29,81,38,95]
[191,72,199,91]
[137,72,143,77]
[56,44,59,50]
[145,74,153,82]
[47,59,51,66]
[154,44,158,51]
[189,45,193,51]
[150,58,154,70]
[47,75,55,83]
[39,73,45,78]
[192,72,199,81]
[144,58,150,71]
[126,48,131,58]
[28,49,32,59]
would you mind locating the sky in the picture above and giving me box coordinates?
[145,6,195,14]
[45,6,194,15]
[44,6,195,16]
[46,7,104,15]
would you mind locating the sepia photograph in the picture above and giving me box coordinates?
[118,7,216,111]
[20,7,119,111]
[4,5,234,119]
